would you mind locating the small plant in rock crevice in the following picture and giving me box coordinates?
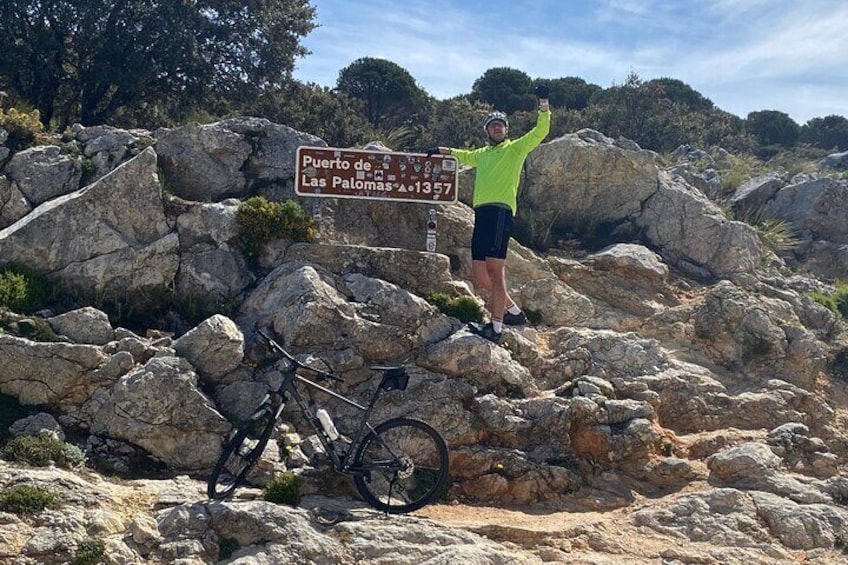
[70,540,105,565]
[729,205,801,253]
[218,537,240,560]
[425,292,484,324]
[0,484,59,514]
[2,434,86,469]
[0,263,58,314]
[0,107,45,151]
[237,196,316,266]
[263,471,302,506]
[806,282,848,319]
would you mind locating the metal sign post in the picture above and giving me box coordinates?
[426,208,437,252]
[311,200,322,241]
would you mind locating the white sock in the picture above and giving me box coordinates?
[507,304,522,315]
[492,319,503,333]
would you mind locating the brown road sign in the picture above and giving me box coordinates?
[295,146,458,204]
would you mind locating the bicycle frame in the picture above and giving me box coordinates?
[259,329,390,475]
[275,370,386,474]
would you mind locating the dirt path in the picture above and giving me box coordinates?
[413,495,838,564]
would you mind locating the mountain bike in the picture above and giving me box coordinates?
[207,328,449,514]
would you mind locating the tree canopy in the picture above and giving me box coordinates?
[533,77,601,110]
[644,78,714,111]
[801,115,848,151]
[471,67,535,115]
[0,0,316,128]
[745,110,800,148]
[243,82,373,148]
[335,57,430,130]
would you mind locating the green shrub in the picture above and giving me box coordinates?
[0,263,57,314]
[0,107,45,151]
[806,282,848,319]
[2,435,86,469]
[80,157,97,186]
[218,537,240,560]
[263,471,302,506]
[426,292,484,324]
[0,270,27,310]
[70,540,105,565]
[237,197,316,264]
[808,291,838,314]
[0,484,58,514]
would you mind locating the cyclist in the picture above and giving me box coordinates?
[427,85,551,343]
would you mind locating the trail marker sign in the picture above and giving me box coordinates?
[295,146,458,204]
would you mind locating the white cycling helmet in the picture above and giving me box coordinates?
[482,111,508,132]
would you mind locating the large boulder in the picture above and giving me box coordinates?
[516,130,762,278]
[0,334,131,408]
[765,178,848,244]
[238,261,453,361]
[729,172,787,211]
[173,314,245,382]
[72,124,153,182]
[819,150,848,170]
[795,241,848,280]
[637,174,762,278]
[520,129,659,248]
[0,147,179,295]
[47,307,115,345]
[155,117,326,202]
[172,197,255,305]
[217,116,327,189]
[273,243,458,299]
[2,145,81,206]
[155,122,253,201]
[692,281,828,385]
[77,356,230,470]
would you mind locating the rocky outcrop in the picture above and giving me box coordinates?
[0,147,178,295]
[2,117,848,564]
[518,130,763,278]
[819,150,848,170]
[154,117,326,202]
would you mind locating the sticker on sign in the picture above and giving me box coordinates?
[296,146,458,204]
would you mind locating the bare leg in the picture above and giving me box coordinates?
[486,257,508,324]
[472,259,492,292]
[473,259,517,319]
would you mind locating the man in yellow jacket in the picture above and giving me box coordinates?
[427,86,551,343]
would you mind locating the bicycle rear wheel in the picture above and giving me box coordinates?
[352,417,449,514]
[207,406,277,500]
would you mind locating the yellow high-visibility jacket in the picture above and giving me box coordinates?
[450,110,551,214]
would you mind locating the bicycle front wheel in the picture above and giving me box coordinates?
[207,406,277,500]
[352,417,449,514]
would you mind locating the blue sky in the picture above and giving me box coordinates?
[293,0,848,124]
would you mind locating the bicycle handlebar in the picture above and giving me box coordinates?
[257,328,344,383]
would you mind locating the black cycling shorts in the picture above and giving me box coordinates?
[471,204,513,260]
